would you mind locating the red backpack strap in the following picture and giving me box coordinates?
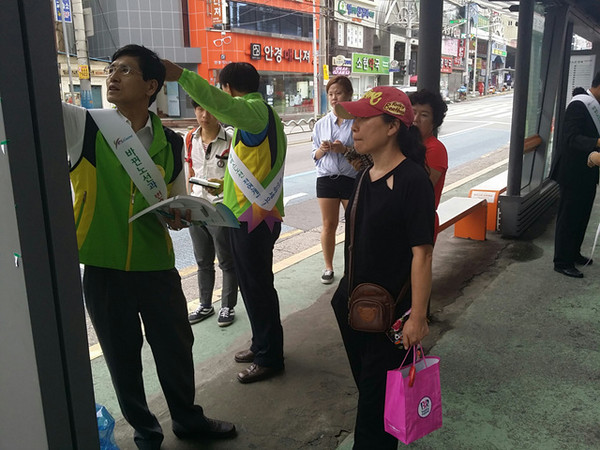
[185,127,198,172]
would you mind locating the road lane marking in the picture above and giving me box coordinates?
[284,193,307,205]
[442,158,509,194]
[439,122,492,138]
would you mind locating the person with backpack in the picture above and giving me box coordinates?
[184,99,238,326]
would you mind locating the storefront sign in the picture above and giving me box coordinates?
[441,56,453,74]
[337,1,375,20]
[332,66,351,76]
[492,42,507,57]
[454,39,466,66]
[250,43,310,64]
[54,0,72,23]
[351,53,389,75]
[210,0,223,25]
[78,64,90,80]
[332,55,352,67]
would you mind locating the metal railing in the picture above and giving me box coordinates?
[282,117,316,134]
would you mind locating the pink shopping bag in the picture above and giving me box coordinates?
[384,345,442,444]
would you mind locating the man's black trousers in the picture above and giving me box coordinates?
[84,266,206,443]
[229,221,284,368]
[554,183,596,267]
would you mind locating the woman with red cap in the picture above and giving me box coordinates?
[331,86,435,449]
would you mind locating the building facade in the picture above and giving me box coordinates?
[187,0,319,120]
[327,0,381,97]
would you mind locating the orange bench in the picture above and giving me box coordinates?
[437,197,487,241]
[468,170,507,231]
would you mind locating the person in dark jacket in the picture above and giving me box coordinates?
[551,73,600,278]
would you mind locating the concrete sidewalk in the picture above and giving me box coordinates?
[96,157,600,449]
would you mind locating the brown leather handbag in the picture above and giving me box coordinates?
[347,170,409,333]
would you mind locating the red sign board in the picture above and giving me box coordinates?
[210,0,223,25]
[441,56,453,73]
[453,39,466,69]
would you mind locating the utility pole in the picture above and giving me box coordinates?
[472,23,478,94]
[72,0,93,108]
[464,2,470,90]
[484,11,494,94]
[312,0,319,119]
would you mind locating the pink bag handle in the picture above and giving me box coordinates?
[398,343,427,387]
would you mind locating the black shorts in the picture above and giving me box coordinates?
[316,175,355,199]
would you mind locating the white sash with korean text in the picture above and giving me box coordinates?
[572,92,600,263]
[89,109,167,205]
[228,147,284,211]
[570,91,600,136]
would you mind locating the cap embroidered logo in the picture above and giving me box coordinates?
[383,101,406,117]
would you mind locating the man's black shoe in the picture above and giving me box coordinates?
[574,255,593,266]
[173,417,236,440]
[234,349,255,363]
[554,266,584,278]
[237,363,284,384]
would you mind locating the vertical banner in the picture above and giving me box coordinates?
[210,0,223,26]
[454,39,466,70]
[54,0,72,23]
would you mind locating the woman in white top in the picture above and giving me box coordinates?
[312,76,357,284]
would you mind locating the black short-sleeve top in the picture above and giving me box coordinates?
[344,158,435,303]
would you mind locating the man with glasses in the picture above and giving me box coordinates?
[62,44,236,449]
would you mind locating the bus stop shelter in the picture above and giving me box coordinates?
[0,0,599,446]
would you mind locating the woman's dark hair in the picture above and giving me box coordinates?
[326,76,354,96]
[111,44,165,106]
[219,62,260,94]
[572,87,586,96]
[381,114,426,168]
[408,89,448,130]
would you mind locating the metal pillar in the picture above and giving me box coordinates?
[417,0,443,93]
[507,0,535,197]
[72,0,93,108]
[0,0,99,446]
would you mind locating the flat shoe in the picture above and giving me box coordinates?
[554,266,584,278]
[237,363,284,384]
[173,417,236,440]
[234,349,255,363]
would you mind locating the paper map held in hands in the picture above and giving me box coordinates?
[128,195,239,228]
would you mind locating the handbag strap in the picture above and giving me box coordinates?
[346,169,411,306]
[347,169,368,294]
[399,343,427,369]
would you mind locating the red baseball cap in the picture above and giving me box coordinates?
[334,86,414,127]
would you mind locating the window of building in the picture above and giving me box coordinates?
[347,23,363,48]
[338,22,344,46]
[228,1,313,39]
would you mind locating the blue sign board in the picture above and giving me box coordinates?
[55,0,72,23]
